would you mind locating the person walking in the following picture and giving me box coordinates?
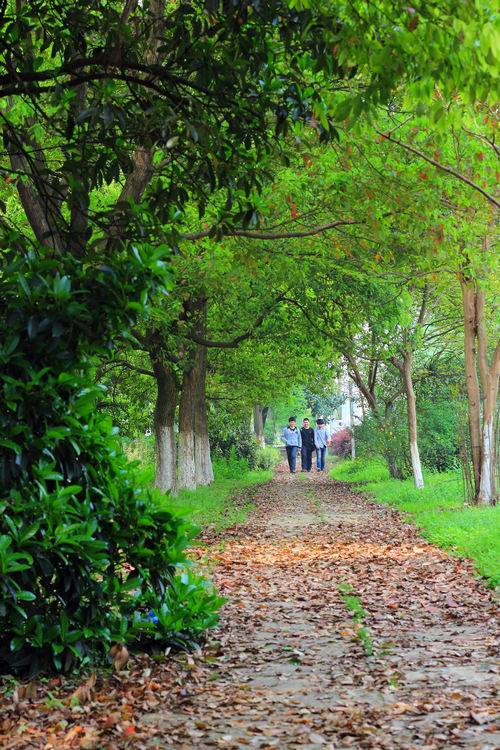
[300,418,315,472]
[314,417,331,472]
[280,416,302,473]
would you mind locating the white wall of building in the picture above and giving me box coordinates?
[327,376,363,434]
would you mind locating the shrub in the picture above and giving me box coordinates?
[0,247,221,676]
[209,421,258,468]
[254,446,280,470]
[330,429,352,458]
[331,458,390,483]
[213,446,251,479]
[354,411,411,480]
[418,400,461,472]
[123,434,156,468]
[352,398,462,475]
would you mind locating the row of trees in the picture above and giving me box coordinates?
[99,106,498,502]
[1,0,498,674]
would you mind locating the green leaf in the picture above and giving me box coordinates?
[16,591,36,602]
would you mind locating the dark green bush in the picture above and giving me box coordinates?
[0,245,221,676]
[354,397,463,476]
[209,421,258,468]
[418,399,461,472]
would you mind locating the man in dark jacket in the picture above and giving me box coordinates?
[300,418,315,472]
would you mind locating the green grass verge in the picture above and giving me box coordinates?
[330,458,500,587]
[171,468,273,530]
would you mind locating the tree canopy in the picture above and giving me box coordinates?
[1,0,499,676]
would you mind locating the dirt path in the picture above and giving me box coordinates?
[142,465,499,749]
[2,466,498,749]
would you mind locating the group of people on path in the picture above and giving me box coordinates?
[280,416,331,474]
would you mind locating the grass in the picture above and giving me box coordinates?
[331,457,391,483]
[338,580,373,656]
[331,458,500,588]
[125,440,276,531]
[170,467,273,530]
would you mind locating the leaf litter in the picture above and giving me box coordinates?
[1,463,498,749]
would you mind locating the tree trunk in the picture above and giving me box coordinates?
[402,350,424,489]
[194,343,214,486]
[348,379,356,460]
[178,297,214,490]
[253,405,267,448]
[475,289,500,505]
[345,352,378,413]
[386,455,403,480]
[460,277,482,499]
[177,364,197,491]
[151,358,178,493]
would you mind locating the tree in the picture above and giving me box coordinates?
[377,111,499,502]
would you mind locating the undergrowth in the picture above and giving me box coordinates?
[172,467,272,530]
[331,458,500,587]
[126,445,274,531]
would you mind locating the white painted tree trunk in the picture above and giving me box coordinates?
[195,433,214,485]
[152,359,178,494]
[478,421,494,504]
[477,419,494,505]
[475,285,499,505]
[194,339,213,486]
[410,440,424,489]
[178,429,196,490]
[402,350,424,489]
[460,277,482,497]
[154,424,176,493]
[178,363,197,491]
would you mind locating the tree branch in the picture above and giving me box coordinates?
[417,283,429,326]
[181,219,360,242]
[108,0,165,235]
[377,131,500,209]
[462,127,500,158]
[102,360,155,378]
[189,295,285,348]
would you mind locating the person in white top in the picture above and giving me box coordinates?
[314,417,331,472]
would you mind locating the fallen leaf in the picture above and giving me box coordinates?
[109,643,130,672]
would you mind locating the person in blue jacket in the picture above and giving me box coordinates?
[314,417,331,472]
[280,416,302,473]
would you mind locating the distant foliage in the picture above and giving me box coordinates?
[354,411,412,480]
[303,388,345,420]
[0,248,221,676]
[418,400,461,472]
[254,446,281,470]
[209,420,258,469]
[330,429,352,459]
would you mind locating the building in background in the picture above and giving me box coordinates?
[327,375,363,435]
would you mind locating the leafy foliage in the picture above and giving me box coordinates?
[303,388,345,420]
[417,399,462,472]
[209,419,259,469]
[353,410,412,480]
[330,428,352,459]
[0,245,221,676]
